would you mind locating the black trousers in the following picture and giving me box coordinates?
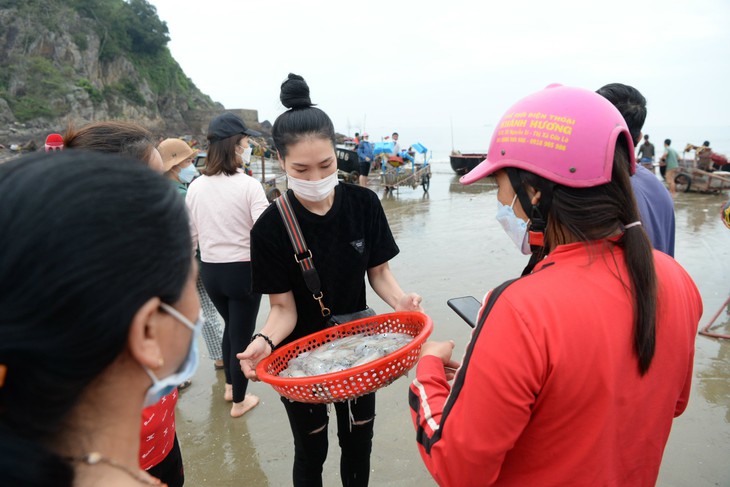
[147,435,184,487]
[200,261,261,403]
[281,393,376,487]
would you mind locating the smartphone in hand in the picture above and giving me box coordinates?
[447,296,482,328]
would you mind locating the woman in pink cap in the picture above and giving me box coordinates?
[409,85,702,486]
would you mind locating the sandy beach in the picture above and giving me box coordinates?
[176,159,730,486]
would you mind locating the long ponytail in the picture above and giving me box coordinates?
[521,139,657,374]
[612,143,657,374]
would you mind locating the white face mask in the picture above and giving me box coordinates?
[178,164,197,184]
[241,147,252,165]
[143,303,201,407]
[287,170,339,202]
[496,195,531,255]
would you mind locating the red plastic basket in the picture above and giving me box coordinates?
[256,311,432,403]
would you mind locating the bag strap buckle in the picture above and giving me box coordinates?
[313,292,331,317]
[295,249,312,263]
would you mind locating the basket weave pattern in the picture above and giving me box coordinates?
[257,312,432,404]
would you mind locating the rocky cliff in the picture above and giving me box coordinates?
[0,0,261,147]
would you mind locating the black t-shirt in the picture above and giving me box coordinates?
[251,183,399,346]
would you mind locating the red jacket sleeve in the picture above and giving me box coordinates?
[673,266,703,417]
[409,295,545,486]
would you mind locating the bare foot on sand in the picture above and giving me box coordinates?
[224,383,233,402]
[231,394,259,418]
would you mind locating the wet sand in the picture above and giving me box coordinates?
[176,160,730,486]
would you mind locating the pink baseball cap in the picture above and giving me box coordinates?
[460,84,635,187]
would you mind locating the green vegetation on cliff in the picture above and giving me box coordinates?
[0,0,214,122]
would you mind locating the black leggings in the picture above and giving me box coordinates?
[281,393,375,487]
[147,434,184,487]
[200,261,261,403]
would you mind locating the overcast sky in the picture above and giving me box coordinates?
[148,0,730,154]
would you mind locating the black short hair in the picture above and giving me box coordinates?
[596,83,646,145]
[0,151,191,486]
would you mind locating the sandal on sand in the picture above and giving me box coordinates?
[214,359,224,370]
[178,379,192,391]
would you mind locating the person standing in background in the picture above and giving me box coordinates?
[44,133,64,152]
[159,138,225,373]
[696,140,713,171]
[391,132,401,155]
[597,83,675,256]
[356,133,374,187]
[661,138,680,196]
[637,134,655,170]
[186,113,269,418]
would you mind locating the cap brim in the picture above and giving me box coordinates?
[459,156,492,185]
[163,153,193,172]
[244,128,262,137]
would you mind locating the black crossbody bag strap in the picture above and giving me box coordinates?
[274,193,331,317]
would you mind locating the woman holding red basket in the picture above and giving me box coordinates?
[239,73,422,487]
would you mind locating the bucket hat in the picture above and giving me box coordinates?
[158,138,195,172]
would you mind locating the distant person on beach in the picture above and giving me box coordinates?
[391,131,401,155]
[239,73,422,487]
[0,151,199,487]
[696,140,713,170]
[660,138,680,195]
[637,134,655,170]
[597,83,675,256]
[44,133,64,152]
[63,121,189,486]
[356,132,374,187]
[159,138,226,374]
[185,112,269,418]
[409,85,702,486]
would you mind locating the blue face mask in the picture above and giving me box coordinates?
[178,164,197,184]
[496,195,532,255]
[143,303,201,407]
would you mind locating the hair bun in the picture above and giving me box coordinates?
[280,73,313,110]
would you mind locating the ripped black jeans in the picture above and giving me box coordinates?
[281,393,375,487]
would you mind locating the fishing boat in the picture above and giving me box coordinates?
[335,139,360,183]
[449,152,487,175]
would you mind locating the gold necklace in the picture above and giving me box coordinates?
[70,452,163,486]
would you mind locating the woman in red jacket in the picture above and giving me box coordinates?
[409,85,702,487]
